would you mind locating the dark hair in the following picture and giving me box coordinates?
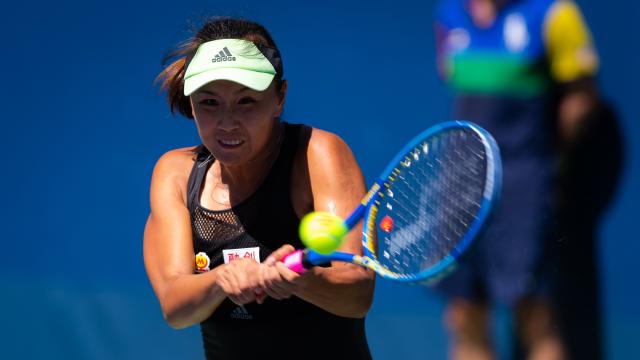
[156,17,285,119]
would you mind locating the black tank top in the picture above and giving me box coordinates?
[186,122,371,360]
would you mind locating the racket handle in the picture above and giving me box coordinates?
[282,249,309,274]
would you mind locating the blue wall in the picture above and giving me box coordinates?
[1,0,638,359]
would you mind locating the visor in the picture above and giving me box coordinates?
[183,39,279,96]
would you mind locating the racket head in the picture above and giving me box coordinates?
[361,121,502,283]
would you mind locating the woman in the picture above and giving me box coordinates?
[143,17,374,359]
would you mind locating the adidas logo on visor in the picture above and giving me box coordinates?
[212,47,236,63]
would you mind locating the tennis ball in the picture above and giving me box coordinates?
[299,211,348,255]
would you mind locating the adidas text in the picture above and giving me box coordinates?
[212,56,236,63]
[230,306,253,320]
[212,47,236,63]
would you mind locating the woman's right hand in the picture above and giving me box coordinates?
[216,258,264,305]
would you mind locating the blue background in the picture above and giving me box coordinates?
[1,0,637,359]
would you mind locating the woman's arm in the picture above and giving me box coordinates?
[143,149,262,329]
[260,129,375,318]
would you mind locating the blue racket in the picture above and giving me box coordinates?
[282,121,502,283]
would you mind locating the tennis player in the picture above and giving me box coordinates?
[144,17,374,359]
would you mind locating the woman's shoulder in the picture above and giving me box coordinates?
[290,125,360,216]
[291,124,354,167]
[151,146,200,187]
[155,146,199,168]
[305,126,352,158]
[291,124,358,173]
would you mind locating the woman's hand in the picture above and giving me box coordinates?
[257,245,300,302]
[216,258,264,305]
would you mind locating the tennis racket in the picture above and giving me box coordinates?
[282,121,502,283]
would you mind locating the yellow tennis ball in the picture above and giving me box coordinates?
[299,211,348,255]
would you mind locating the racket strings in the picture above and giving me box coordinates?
[377,129,488,275]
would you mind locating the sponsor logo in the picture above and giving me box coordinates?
[223,247,260,264]
[380,215,394,233]
[212,47,236,62]
[195,252,211,273]
[230,306,253,320]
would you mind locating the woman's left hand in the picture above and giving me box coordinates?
[257,244,300,303]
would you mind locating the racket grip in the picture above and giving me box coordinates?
[282,250,308,274]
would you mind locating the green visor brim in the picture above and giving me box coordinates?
[184,67,275,95]
[183,38,278,96]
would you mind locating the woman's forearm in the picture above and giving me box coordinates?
[158,269,227,329]
[292,264,375,318]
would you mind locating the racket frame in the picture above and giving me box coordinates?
[288,121,502,283]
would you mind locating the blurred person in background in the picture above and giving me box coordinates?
[553,65,623,360]
[431,0,619,358]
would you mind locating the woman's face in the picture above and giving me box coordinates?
[190,80,286,166]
